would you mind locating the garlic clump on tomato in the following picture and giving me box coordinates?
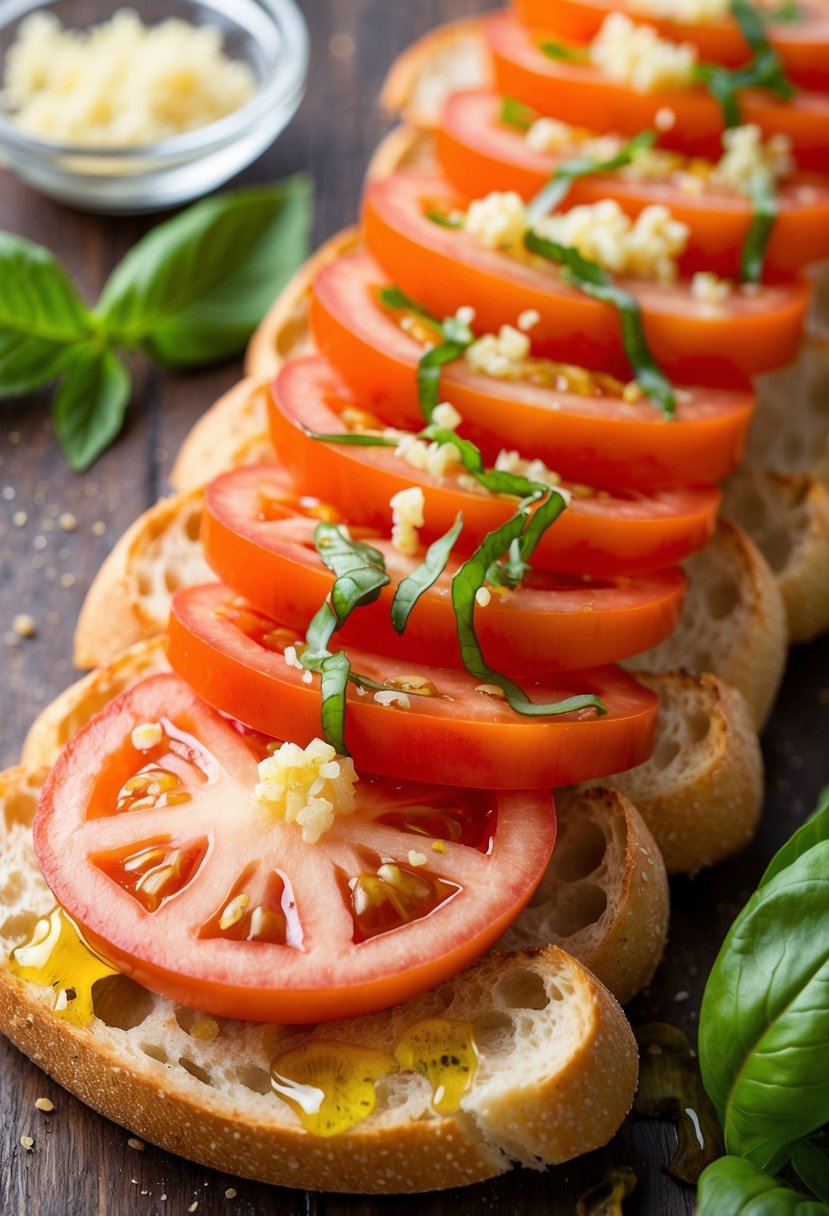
[712,123,793,193]
[390,486,425,555]
[590,13,698,93]
[256,738,358,843]
[465,190,527,249]
[466,323,533,379]
[535,199,689,283]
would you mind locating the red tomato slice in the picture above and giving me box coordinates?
[268,356,720,575]
[436,90,829,278]
[34,673,557,1022]
[167,584,659,789]
[310,252,755,488]
[514,0,829,94]
[486,12,829,172]
[361,171,810,383]
[203,464,687,675]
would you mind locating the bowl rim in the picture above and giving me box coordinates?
[0,0,309,164]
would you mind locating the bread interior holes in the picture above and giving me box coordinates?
[92,974,154,1030]
[545,884,608,937]
[495,968,551,1010]
[548,820,608,883]
[708,576,740,620]
[140,1042,170,1064]
[179,1057,213,1086]
[234,1064,273,1094]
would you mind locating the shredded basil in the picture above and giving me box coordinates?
[378,285,474,422]
[318,652,351,756]
[524,229,676,418]
[423,425,551,497]
[499,96,539,131]
[526,130,657,224]
[539,40,590,63]
[451,500,607,717]
[693,1,795,128]
[741,177,778,283]
[391,513,463,635]
[425,208,464,229]
[304,429,399,447]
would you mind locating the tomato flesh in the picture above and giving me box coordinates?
[33,675,559,1022]
[203,463,687,674]
[514,0,829,94]
[486,12,829,172]
[361,171,810,383]
[167,584,660,789]
[436,90,829,278]
[268,355,719,576]
[311,251,755,488]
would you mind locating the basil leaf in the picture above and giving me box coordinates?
[500,96,538,131]
[319,652,351,755]
[451,499,607,717]
[526,130,656,224]
[524,229,676,418]
[539,40,590,63]
[307,430,399,447]
[741,177,778,283]
[425,208,463,229]
[699,840,829,1170]
[759,788,829,887]
[304,602,338,659]
[0,233,96,397]
[731,0,770,47]
[694,2,796,131]
[378,286,438,323]
[391,513,463,635]
[793,1135,829,1204]
[418,343,470,421]
[98,176,312,366]
[697,1156,829,1216]
[51,345,131,473]
[313,522,389,625]
[424,426,547,498]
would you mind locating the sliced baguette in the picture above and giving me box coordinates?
[378,16,492,130]
[0,763,637,1191]
[630,519,787,730]
[17,644,668,1004]
[722,468,829,644]
[606,670,763,875]
[169,378,273,493]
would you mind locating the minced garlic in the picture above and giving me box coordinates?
[690,271,732,304]
[256,739,358,844]
[495,449,565,491]
[390,486,425,556]
[629,0,730,20]
[3,9,257,147]
[590,13,698,93]
[534,199,689,283]
[712,123,793,193]
[465,190,527,250]
[466,324,532,379]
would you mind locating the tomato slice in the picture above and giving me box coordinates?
[514,0,829,94]
[203,464,687,675]
[167,584,659,789]
[361,171,810,383]
[436,90,829,278]
[268,355,719,576]
[33,673,557,1022]
[486,12,829,172]
[310,252,755,488]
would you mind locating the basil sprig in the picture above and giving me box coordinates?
[524,229,676,418]
[451,497,607,718]
[391,514,463,635]
[0,176,312,471]
[694,0,795,128]
[378,286,474,422]
[696,788,829,1213]
[526,130,657,224]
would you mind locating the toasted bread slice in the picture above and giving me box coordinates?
[606,670,763,875]
[0,763,637,1191]
[18,643,668,1004]
[169,379,273,493]
[73,490,210,669]
[378,16,492,130]
[722,468,829,643]
[631,519,787,729]
[750,339,829,482]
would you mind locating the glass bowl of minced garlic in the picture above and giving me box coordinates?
[0,0,308,211]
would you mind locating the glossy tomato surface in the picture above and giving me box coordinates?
[436,90,829,277]
[203,463,687,674]
[34,674,557,1022]
[361,171,810,383]
[487,12,829,172]
[514,0,829,93]
[311,252,755,488]
[167,585,660,789]
[268,356,719,575]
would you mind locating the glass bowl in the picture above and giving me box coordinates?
[0,0,309,213]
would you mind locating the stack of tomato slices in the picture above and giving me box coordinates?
[33,0,827,1026]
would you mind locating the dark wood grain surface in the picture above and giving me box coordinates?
[1,1,828,1212]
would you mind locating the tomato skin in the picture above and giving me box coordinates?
[513,0,829,93]
[361,171,810,384]
[269,356,720,576]
[203,464,687,675]
[33,673,558,1022]
[311,252,755,489]
[487,12,829,173]
[168,585,659,789]
[436,90,829,278]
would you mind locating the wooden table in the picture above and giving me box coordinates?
[1,1,827,1211]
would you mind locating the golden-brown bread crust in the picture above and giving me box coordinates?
[169,378,273,492]
[244,227,361,382]
[73,489,209,670]
[365,123,439,182]
[379,16,493,130]
[609,671,763,874]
